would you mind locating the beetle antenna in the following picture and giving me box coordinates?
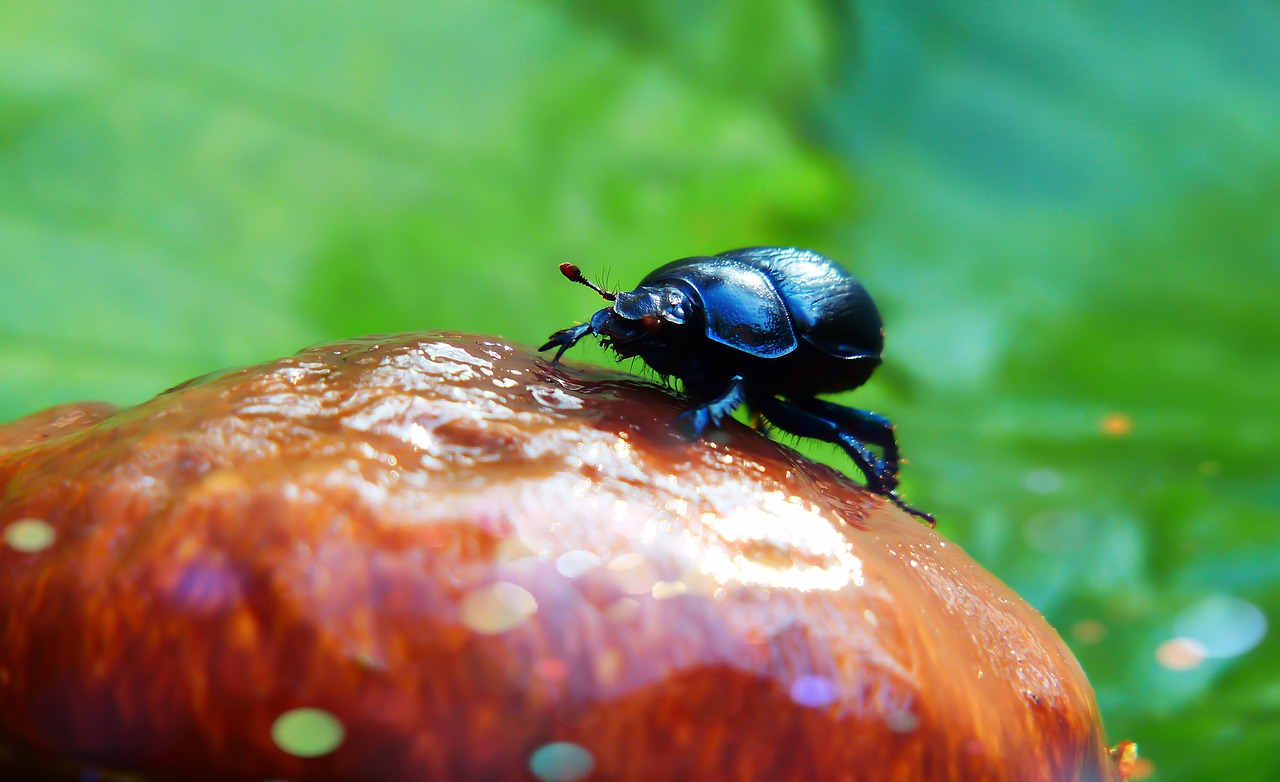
[559,263,616,302]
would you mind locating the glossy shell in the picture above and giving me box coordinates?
[637,247,885,360]
[0,333,1120,782]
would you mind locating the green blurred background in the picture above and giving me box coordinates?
[2,1,1277,778]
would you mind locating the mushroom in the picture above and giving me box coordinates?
[0,332,1126,781]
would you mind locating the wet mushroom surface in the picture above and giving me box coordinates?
[0,332,1122,781]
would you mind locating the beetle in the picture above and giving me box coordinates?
[540,246,934,525]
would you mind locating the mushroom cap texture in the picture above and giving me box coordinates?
[0,332,1119,782]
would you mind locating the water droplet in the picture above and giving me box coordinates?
[529,385,584,410]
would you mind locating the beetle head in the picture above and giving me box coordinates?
[558,265,701,360]
[595,284,697,356]
[574,285,694,360]
[614,285,692,327]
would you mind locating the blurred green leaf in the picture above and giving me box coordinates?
[0,0,850,413]
[822,3,1280,777]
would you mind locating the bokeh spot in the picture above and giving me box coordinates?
[3,518,56,553]
[271,707,345,758]
[529,741,596,782]
[789,674,839,708]
[460,581,539,634]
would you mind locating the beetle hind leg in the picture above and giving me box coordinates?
[790,397,901,492]
[755,396,934,526]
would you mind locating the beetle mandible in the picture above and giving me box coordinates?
[540,246,934,525]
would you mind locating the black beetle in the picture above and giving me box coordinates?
[540,246,934,525]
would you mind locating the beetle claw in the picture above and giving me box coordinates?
[540,323,594,365]
[887,494,936,528]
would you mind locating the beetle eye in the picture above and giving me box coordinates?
[660,290,690,325]
[640,315,661,334]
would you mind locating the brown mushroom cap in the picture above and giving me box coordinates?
[0,332,1120,781]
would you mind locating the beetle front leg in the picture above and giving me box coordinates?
[675,376,745,438]
[539,322,594,365]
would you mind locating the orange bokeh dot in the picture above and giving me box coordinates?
[1155,637,1206,671]
[1101,414,1133,437]
[1071,619,1107,644]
